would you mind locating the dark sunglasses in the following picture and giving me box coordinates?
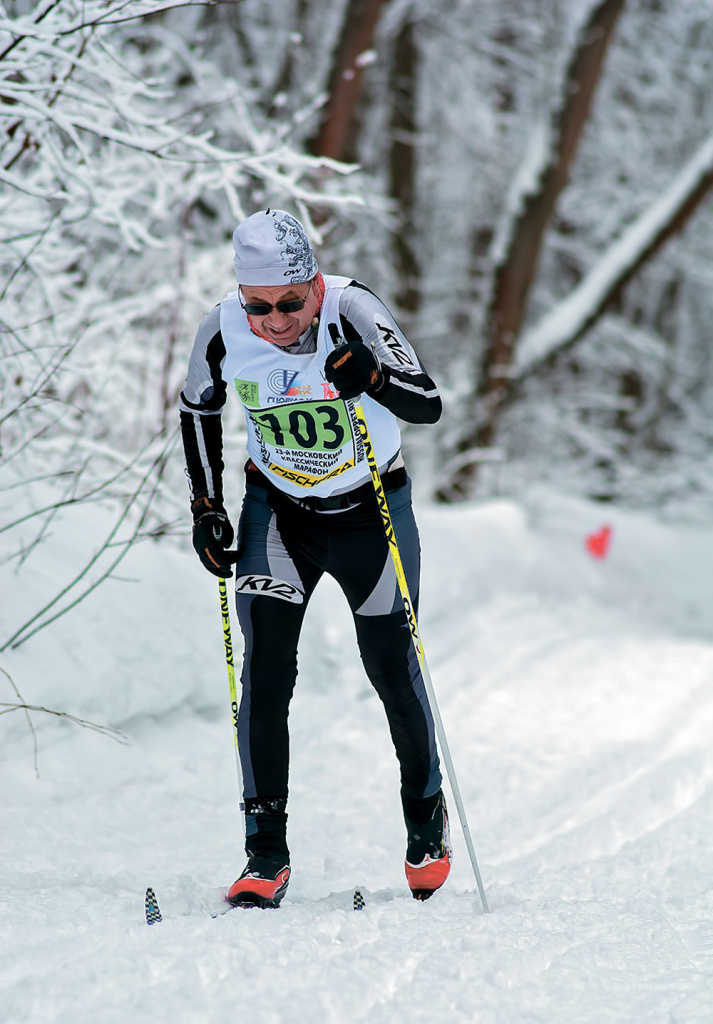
[239,288,309,317]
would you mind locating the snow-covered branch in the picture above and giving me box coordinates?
[515,133,713,377]
[0,0,368,454]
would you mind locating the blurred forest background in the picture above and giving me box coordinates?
[3,0,713,650]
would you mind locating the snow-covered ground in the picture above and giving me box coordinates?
[2,483,712,1023]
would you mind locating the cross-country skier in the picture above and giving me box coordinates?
[179,209,451,908]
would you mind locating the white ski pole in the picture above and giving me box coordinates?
[329,327,489,913]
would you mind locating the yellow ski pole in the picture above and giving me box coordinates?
[218,577,244,812]
[329,327,489,913]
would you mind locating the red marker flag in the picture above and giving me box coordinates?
[586,524,612,559]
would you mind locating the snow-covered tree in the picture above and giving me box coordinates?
[0,0,368,650]
[5,0,713,654]
[401,0,713,511]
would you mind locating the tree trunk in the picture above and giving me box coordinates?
[310,0,386,163]
[443,0,625,500]
[388,17,420,322]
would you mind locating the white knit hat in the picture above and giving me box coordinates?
[232,209,319,285]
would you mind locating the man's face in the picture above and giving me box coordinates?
[241,279,319,347]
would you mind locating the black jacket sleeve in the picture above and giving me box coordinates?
[178,305,228,512]
[338,282,442,424]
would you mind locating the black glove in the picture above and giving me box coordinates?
[324,341,383,400]
[191,497,235,578]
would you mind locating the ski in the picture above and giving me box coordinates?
[144,885,367,925]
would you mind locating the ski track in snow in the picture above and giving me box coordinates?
[1,485,712,1023]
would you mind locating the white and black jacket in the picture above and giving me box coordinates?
[179,278,441,509]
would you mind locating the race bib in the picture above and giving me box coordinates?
[248,399,356,488]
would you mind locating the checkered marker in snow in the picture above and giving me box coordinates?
[145,887,163,926]
[353,889,365,911]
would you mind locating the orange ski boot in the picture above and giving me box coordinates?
[227,852,291,909]
[404,790,452,900]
